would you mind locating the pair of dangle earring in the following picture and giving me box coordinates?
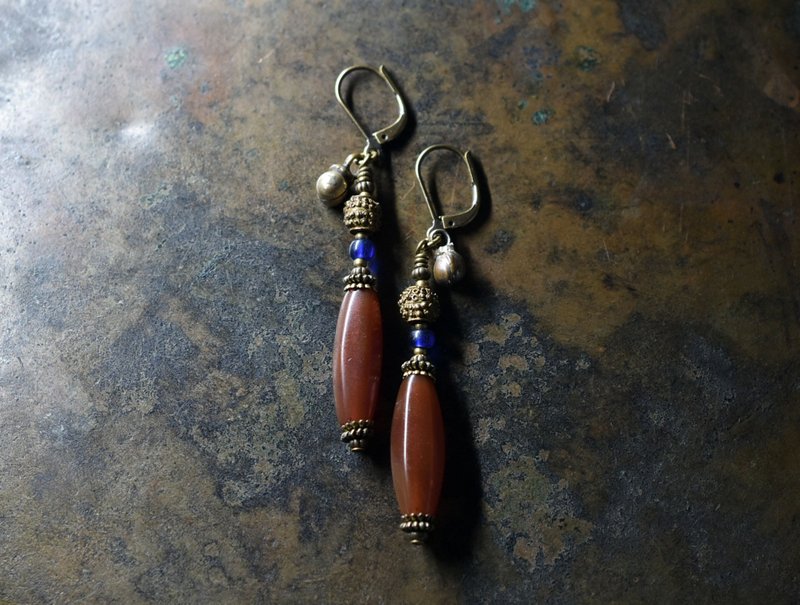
[391,145,480,543]
[316,65,408,451]
[317,67,482,543]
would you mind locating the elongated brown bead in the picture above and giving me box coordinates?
[333,288,382,432]
[390,374,445,518]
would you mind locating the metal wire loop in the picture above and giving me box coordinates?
[415,144,480,235]
[335,65,408,156]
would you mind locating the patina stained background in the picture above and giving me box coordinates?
[1,0,799,602]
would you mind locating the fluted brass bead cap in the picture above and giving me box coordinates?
[353,165,375,195]
[343,193,381,233]
[398,284,440,324]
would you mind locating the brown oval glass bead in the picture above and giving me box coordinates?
[333,289,383,426]
[390,374,445,516]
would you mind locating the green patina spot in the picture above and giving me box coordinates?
[576,46,600,71]
[278,180,290,192]
[517,99,528,110]
[532,108,554,125]
[165,47,188,69]
[498,0,536,14]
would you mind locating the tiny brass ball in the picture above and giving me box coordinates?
[433,244,465,285]
[316,165,349,207]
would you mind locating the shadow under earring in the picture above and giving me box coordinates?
[391,145,482,543]
[316,65,408,452]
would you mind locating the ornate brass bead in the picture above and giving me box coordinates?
[340,419,374,451]
[401,353,436,380]
[343,193,381,233]
[398,283,439,324]
[399,513,435,544]
[343,265,376,291]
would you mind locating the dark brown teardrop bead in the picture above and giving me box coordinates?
[390,374,445,517]
[333,289,383,429]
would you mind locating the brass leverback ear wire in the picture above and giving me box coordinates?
[318,65,408,452]
[316,65,408,208]
[416,144,479,234]
[335,65,408,157]
[391,145,483,544]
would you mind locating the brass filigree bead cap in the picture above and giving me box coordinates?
[340,419,375,452]
[401,354,436,380]
[343,193,381,233]
[398,283,440,324]
[344,265,376,290]
[400,514,435,544]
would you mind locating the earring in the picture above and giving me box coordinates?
[317,65,408,452]
[390,145,481,543]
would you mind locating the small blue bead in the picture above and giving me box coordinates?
[349,238,376,260]
[411,329,436,349]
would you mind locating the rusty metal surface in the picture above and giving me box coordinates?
[1,0,799,602]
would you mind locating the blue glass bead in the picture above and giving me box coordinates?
[349,238,376,260]
[411,329,436,349]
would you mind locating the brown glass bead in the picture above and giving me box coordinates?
[390,374,445,516]
[333,289,383,426]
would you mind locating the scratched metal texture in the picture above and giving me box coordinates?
[1,0,798,603]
